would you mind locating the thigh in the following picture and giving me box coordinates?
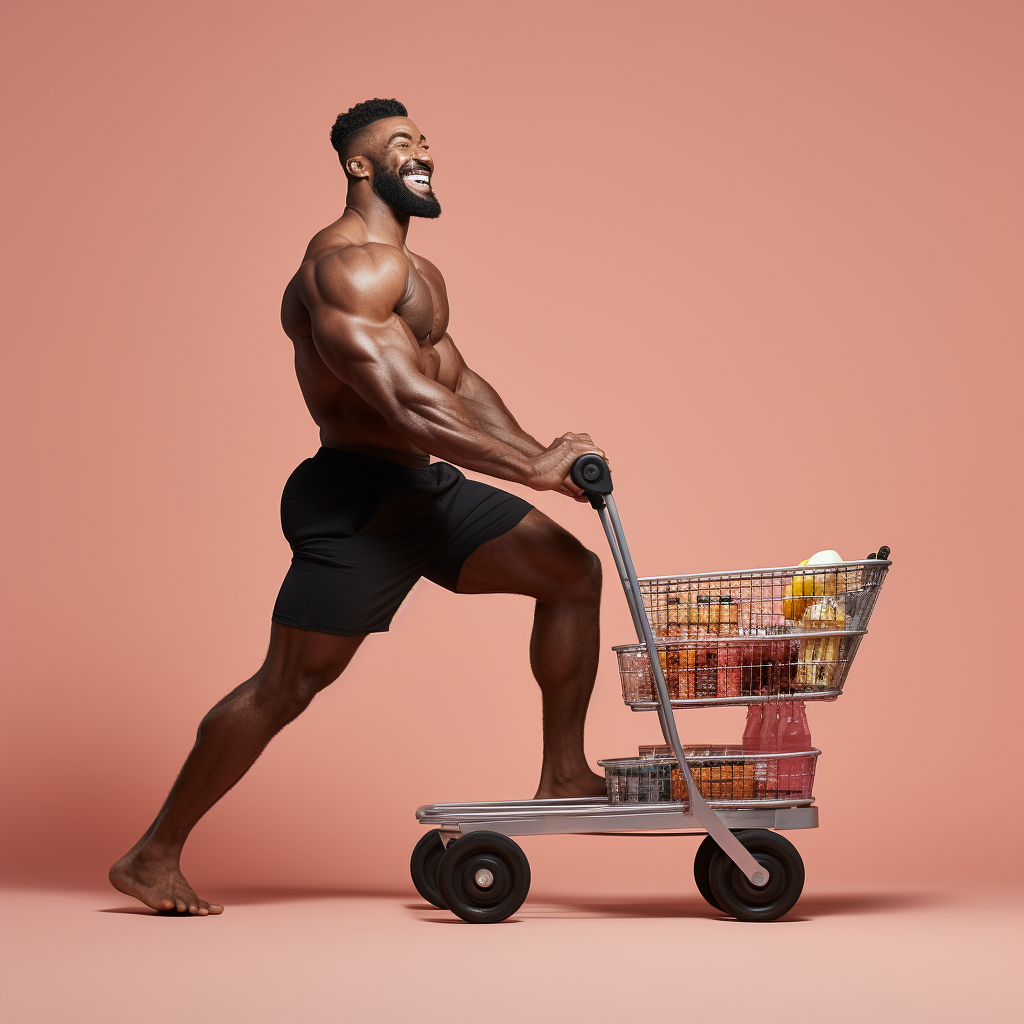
[454,508,596,601]
[262,622,367,683]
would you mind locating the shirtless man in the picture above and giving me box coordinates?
[110,98,607,915]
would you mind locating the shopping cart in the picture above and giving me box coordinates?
[412,455,890,923]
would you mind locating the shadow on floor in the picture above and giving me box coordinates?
[493,889,947,922]
[97,885,406,915]
[96,886,945,920]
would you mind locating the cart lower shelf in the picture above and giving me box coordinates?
[416,797,817,836]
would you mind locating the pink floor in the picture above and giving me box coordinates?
[1,884,1016,1023]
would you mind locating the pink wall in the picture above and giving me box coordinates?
[2,0,1020,898]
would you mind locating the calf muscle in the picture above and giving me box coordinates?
[456,510,606,799]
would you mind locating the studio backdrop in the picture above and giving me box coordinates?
[1,0,1020,897]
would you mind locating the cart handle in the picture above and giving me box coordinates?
[568,454,769,887]
[570,453,613,507]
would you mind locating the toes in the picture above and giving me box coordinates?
[156,899,176,911]
[188,903,199,915]
[207,904,224,915]
[197,906,209,916]
[174,899,188,913]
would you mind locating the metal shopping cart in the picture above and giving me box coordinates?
[412,456,890,923]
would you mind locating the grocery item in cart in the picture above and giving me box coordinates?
[665,593,740,638]
[757,703,779,795]
[742,704,765,753]
[776,701,813,797]
[600,743,819,805]
[796,597,846,689]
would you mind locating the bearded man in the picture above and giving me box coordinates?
[111,98,606,915]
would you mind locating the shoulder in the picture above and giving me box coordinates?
[310,243,410,316]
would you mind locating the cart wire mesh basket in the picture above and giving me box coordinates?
[639,560,889,637]
[614,629,864,708]
[599,745,820,808]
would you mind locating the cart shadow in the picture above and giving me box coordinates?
[403,890,944,923]
[509,890,944,922]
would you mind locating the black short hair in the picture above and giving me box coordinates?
[330,98,408,159]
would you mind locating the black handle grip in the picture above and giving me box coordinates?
[570,454,613,509]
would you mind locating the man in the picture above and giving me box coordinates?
[110,99,606,916]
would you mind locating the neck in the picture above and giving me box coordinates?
[342,180,410,248]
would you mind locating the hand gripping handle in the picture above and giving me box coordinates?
[569,454,613,508]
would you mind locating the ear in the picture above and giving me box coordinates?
[345,156,370,179]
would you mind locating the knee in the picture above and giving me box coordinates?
[559,546,602,606]
[255,662,343,717]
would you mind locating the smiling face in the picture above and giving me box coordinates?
[344,116,440,219]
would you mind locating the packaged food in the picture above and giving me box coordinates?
[796,598,846,689]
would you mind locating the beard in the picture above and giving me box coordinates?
[372,160,442,219]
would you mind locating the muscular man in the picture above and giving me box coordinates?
[110,98,606,916]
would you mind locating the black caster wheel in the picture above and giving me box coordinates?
[708,828,805,922]
[693,834,724,911]
[410,830,449,909]
[436,831,531,924]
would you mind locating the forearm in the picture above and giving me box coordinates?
[386,380,534,482]
[456,370,544,457]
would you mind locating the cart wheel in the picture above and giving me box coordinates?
[708,829,805,922]
[410,830,449,909]
[436,831,531,924]
[693,835,724,911]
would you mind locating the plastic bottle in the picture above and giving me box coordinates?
[798,701,813,796]
[742,704,764,753]
[776,700,812,797]
[757,701,779,797]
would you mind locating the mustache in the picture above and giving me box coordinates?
[400,160,432,176]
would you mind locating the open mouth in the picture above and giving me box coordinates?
[401,164,433,195]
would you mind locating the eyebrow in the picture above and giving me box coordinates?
[387,130,426,144]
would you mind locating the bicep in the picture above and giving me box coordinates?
[309,302,454,426]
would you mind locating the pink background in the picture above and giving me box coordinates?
[1,0,1021,907]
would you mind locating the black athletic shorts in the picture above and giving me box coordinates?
[271,447,533,636]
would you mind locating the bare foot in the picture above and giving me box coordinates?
[534,769,607,800]
[109,846,224,916]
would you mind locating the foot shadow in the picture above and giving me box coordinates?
[205,885,405,906]
[98,906,168,916]
[98,885,407,915]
